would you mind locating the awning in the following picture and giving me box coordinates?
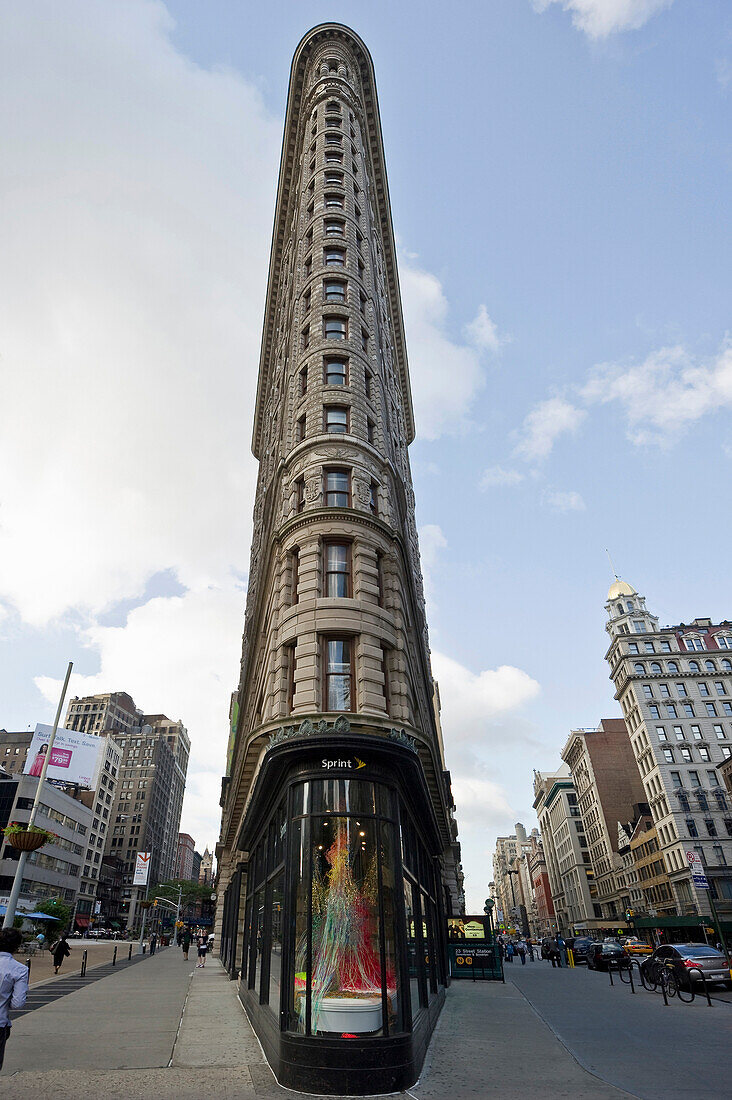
[74,916,91,927]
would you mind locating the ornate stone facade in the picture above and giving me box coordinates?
[217,24,460,936]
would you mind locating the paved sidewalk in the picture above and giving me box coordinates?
[6,946,721,1099]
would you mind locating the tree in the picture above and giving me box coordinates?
[38,897,71,938]
[151,879,213,916]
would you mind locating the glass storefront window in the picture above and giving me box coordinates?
[291,817,309,1033]
[268,873,284,1015]
[305,816,391,1036]
[403,879,421,1019]
[315,777,375,816]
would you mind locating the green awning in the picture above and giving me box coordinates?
[634,915,732,932]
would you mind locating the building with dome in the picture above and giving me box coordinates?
[215,24,462,1094]
[604,578,732,935]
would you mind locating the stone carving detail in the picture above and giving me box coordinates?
[353,478,371,506]
[266,714,351,752]
[389,728,418,754]
[304,477,320,502]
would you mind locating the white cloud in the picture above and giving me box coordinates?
[532,0,673,38]
[514,397,586,462]
[479,466,525,489]
[581,341,732,446]
[543,488,586,512]
[35,581,244,844]
[0,0,280,627]
[400,262,487,440]
[432,652,541,739]
[465,304,506,353]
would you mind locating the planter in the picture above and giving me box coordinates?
[7,829,50,852]
[317,995,382,1034]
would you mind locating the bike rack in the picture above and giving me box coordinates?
[81,949,88,977]
[686,965,713,1007]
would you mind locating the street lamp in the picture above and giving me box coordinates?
[483,897,495,941]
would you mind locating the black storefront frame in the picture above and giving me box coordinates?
[235,734,447,1095]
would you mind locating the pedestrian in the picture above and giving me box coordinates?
[35,931,45,950]
[517,940,527,965]
[505,942,514,963]
[196,932,208,968]
[150,932,157,956]
[0,928,29,1071]
[527,940,535,961]
[549,940,561,968]
[182,929,192,961]
[50,933,71,975]
[557,934,568,968]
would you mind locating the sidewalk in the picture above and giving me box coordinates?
[2,945,687,1099]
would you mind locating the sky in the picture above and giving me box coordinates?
[1,0,730,911]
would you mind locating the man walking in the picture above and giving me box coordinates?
[517,940,527,965]
[0,928,29,1070]
[195,932,208,969]
[181,928,192,961]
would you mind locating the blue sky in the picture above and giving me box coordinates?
[1,0,730,909]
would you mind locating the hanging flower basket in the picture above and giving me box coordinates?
[2,823,57,852]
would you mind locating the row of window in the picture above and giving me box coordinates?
[647,700,732,719]
[299,357,372,396]
[303,278,367,310]
[285,636,389,714]
[294,469,378,515]
[305,217,364,250]
[304,245,366,281]
[660,741,731,763]
[656,723,730,742]
[626,636,732,655]
[296,405,375,444]
[289,541,384,604]
[633,659,732,675]
[301,316,368,351]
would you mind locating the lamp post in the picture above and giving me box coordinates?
[483,898,495,942]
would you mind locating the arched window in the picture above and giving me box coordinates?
[705,660,716,673]
[616,604,624,615]
[627,602,634,611]
[667,661,679,674]
[634,663,645,675]
[689,661,700,673]
[650,663,662,674]
[723,660,732,672]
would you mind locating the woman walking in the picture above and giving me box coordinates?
[50,932,71,974]
[195,932,208,968]
[181,928,192,961]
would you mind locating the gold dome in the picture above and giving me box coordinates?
[607,579,637,601]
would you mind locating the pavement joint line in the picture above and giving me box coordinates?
[11,950,156,1018]
[168,960,196,1067]
[507,976,642,1100]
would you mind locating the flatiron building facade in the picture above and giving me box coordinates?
[217,24,460,1094]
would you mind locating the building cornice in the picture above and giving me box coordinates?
[252,23,415,459]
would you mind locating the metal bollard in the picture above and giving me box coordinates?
[128,943,133,961]
[25,957,31,980]
[81,950,88,977]
[112,946,117,966]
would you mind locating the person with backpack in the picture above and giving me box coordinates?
[181,928,192,960]
[195,931,208,968]
[50,932,71,974]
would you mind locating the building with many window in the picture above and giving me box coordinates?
[176,832,196,881]
[605,580,732,921]
[216,25,461,1094]
[561,719,647,928]
[0,727,122,930]
[533,766,594,934]
[0,774,92,911]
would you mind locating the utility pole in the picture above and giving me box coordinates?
[2,662,73,929]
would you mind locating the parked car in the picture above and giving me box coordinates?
[570,936,595,964]
[586,942,631,971]
[640,944,732,990]
[620,937,652,957]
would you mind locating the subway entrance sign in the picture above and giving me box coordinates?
[447,915,503,981]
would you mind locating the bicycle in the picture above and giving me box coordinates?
[642,959,679,998]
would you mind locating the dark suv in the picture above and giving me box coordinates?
[570,937,594,964]
[640,944,732,990]
[586,942,631,971]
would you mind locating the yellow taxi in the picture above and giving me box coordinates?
[620,936,653,957]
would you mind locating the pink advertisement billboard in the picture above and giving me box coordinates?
[24,723,104,789]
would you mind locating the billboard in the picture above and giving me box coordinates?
[134,852,152,886]
[24,723,103,789]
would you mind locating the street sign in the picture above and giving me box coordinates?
[686,850,709,890]
[133,851,151,886]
